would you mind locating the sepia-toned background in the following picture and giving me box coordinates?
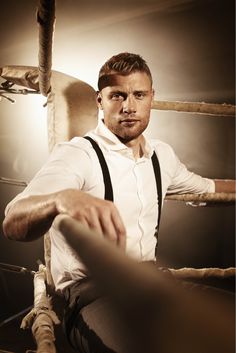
[0,0,235,326]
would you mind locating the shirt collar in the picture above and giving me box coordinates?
[89,119,153,159]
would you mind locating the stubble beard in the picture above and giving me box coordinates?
[112,120,148,144]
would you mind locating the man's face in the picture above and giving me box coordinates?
[97,71,154,143]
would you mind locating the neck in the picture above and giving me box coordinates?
[121,135,144,159]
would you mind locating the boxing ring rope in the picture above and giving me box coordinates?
[165,192,236,204]
[152,100,235,117]
[1,177,235,204]
[0,177,27,187]
[37,0,55,96]
[1,66,235,117]
[168,267,235,279]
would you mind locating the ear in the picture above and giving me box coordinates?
[150,89,155,108]
[96,92,103,110]
[151,89,155,103]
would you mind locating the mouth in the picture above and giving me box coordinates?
[120,119,139,126]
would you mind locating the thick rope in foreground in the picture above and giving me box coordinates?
[152,100,235,117]
[55,216,235,353]
[37,0,55,96]
[21,264,60,353]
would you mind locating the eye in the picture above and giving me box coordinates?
[110,93,124,101]
[135,92,146,100]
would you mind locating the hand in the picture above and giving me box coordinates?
[55,189,126,249]
[214,179,236,193]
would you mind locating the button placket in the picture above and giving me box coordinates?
[133,159,147,258]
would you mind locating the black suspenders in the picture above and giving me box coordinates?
[84,136,114,201]
[151,151,163,238]
[84,136,162,241]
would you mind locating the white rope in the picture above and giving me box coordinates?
[168,267,236,279]
[152,100,235,117]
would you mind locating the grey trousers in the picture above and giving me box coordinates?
[63,278,134,353]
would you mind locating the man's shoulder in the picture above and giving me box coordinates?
[53,136,94,152]
[46,137,97,165]
[149,138,175,156]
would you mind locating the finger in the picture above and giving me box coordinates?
[110,207,126,250]
[117,228,126,250]
[99,203,126,249]
[85,207,104,238]
[73,215,90,230]
[99,208,119,244]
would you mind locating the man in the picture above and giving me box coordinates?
[3,52,235,352]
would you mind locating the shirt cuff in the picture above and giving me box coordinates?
[206,178,216,193]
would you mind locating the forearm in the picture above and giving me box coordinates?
[3,194,58,242]
[214,179,236,193]
[2,188,126,248]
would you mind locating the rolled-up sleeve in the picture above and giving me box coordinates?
[167,159,215,194]
[156,141,215,195]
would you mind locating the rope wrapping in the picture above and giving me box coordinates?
[0,66,39,90]
[37,0,56,96]
[21,264,60,353]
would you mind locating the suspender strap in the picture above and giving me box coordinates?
[151,152,162,237]
[84,136,162,244]
[84,136,114,201]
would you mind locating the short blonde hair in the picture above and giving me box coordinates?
[98,52,153,90]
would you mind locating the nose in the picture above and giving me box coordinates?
[122,95,137,114]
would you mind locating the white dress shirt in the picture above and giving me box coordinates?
[6,120,215,293]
